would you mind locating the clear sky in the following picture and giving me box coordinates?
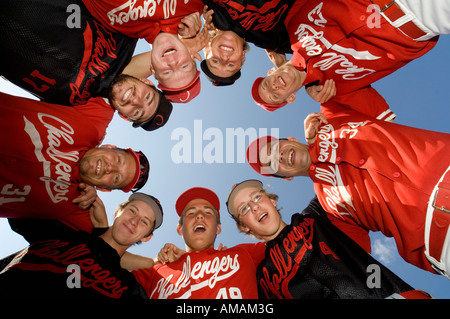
[0,32,449,298]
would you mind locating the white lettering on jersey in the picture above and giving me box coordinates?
[314,120,369,217]
[24,114,79,204]
[150,254,241,299]
[107,0,182,25]
[294,2,380,80]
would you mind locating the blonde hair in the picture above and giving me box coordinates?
[230,190,281,238]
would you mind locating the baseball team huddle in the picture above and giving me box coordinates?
[0,0,449,300]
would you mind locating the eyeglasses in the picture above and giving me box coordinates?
[237,191,264,219]
[132,151,150,193]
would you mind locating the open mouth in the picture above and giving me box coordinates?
[219,45,233,52]
[96,159,101,176]
[163,48,176,57]
[258,213,268,223]
[194,224,206,232]
[288,149,295,166]
[122,87,133,102]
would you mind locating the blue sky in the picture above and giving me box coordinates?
[0,33,448,298]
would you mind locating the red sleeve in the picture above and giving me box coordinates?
[74,97,115,140]
[237,242,266,265]
[325,86,396,122]
[132,266,158,298]
[58,209,94,233]
[326,213,371,253]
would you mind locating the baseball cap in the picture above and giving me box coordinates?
[200,60,241,87]
[128,193,163,230]
[123,149,150,193]
[132,90,173,131]
[158,71,201,103]
[226,179,263,217]
[246,136,286,177]
[175,187,220,217]
[251,77,287,112]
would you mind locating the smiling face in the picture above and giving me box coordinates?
[177,198,221,252]
[110,199,156,246]
[151,33,198,89]
[258,62,304,105]
[258,138,312,178]
[109,75,160,124]
[204,30,246,78]
[78,146,137,190]
[230,187,286,242]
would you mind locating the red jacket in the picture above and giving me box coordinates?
[82,0,205,43]
[309,102,450,273]
[285,0,437,119]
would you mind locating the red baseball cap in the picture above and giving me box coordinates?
[123,148,150,193]
[158,71,201,103]
[175,187,220,217]
[251,77,287,112]
[246,135,285,177]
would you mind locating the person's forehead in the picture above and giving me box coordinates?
[184,198,215,211]
[233,187,262,207]
[130,200,156,219]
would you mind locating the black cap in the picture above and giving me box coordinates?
[133,90,173,131]
[200,60,241,86]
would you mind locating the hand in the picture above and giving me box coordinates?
[180,25,209,57]
[72,183,97,210]
[265,49,287,68]
[304,112,328,144]
[89,196,109,228]
[157,243,186,264]
[306,79,336,103]
[216,243,228,251]
[178,12,202,39]
[202,6,215,31]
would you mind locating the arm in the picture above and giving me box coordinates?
[121,51,153,79]
[89,195,109,228]
[121,252,158,271]
[120,243,187,271]
[304,112,328,144]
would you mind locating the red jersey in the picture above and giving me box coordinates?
[285,0,438,119]
[133,242,265,298]
[0,92,114,232]
[308,102,450,273]
[82,0,204,43]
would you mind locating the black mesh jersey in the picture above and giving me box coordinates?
[257,197,415,299]
[201,0,294,54]
[0,0,137,105]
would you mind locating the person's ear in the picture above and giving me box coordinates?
[176,224,183,236]
[270,199,278,207]
[286,93,296,104]
[216,223,222,235]
[237,224,250,233]
[140,233,154,243]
